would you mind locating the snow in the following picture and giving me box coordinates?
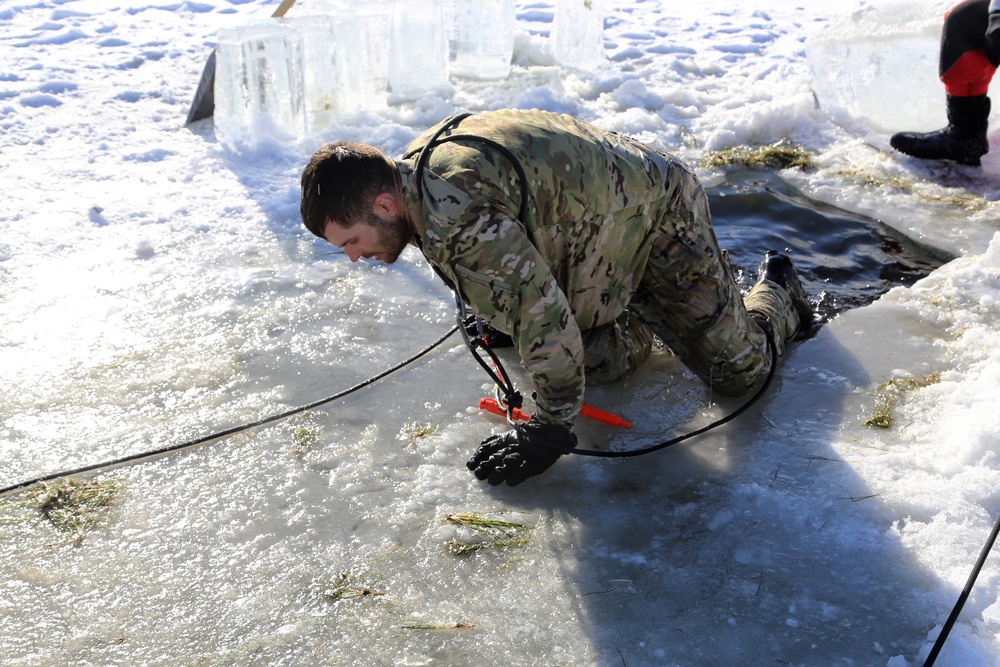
[2,0,1000,665]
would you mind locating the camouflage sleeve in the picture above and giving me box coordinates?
[449,200,584,428]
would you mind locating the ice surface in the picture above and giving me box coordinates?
[446,0,516,80]
[4,1,1000,665]
[214,20,306,151]
[806,1,949,133]
[551,0,606,71]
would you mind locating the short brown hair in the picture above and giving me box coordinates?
[299,142,397,238]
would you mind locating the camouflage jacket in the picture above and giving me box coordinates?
[399,109,684,427]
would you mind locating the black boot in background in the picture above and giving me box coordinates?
[890,95,990,167]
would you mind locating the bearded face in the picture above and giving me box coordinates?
[322,209,412,264]
[362,208,411,264]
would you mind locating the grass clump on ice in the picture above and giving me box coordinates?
[322,572,384,602]
[397,421,439,446]
[443,511,535,556]
[838,166,991,211]
[287,412,324,459]
[864,373,940,429]
[292,425,320,450]
[30,477,123,542]
[831,146,993,211]
[705,141,813,170]
[400,621,477,631]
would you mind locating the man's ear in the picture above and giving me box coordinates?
[372,192,397,215]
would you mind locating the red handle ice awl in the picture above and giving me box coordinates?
[579,403,632,429]
[478,397,530,422]
[478,397,631,428]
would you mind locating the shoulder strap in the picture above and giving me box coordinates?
[403,113,530,222]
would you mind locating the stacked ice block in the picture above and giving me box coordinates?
[213,0,607,150]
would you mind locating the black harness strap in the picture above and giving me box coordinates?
[404,113,531,221]
[405,112,533,423]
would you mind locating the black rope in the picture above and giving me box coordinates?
[3,110,774,493]
[455,296,524,425]
[459,300,779,459]
[568,330,778,458]
[921,508,1000,666]
[0,325,460,497]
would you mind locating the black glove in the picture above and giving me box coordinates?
[986,10,1000,68]
[467,417,577,486]
[463,315,514,348]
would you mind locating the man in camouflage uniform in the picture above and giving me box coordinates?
[300,109,812,487]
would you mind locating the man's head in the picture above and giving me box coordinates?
[300,141,412,263]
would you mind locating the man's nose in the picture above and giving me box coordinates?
[344,246,362,262]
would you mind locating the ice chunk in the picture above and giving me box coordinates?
[388,0,452,102]
[330,0,392,115]
[806,2,947,133]
[283,14,338,132]
[446,0,516,80]
[215,19,305,150]
[213,0,459,141]
[551,0,606,72]
[286,1,393,125]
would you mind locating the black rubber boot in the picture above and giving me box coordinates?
[890,95,990,167]
[759,251,813,330]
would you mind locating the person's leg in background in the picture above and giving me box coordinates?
[891,0,995,166]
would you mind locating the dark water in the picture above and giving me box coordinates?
[708,171,950,327]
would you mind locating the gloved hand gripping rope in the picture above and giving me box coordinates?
[458,290,780,487]
[455,295,580,486]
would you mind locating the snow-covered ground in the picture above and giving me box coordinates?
[2,1,999,665]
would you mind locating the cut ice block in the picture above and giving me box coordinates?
[806,2,947,133]
[283,14,338,132]
[388,0,452,101]
[446,0,515,80]
[552,0,606,72]
[215,20,305,150]
[333,1,392,114]
[286,1,394,127]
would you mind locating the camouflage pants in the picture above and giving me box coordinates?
[582,309,655,384]
[582,158,800,396]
